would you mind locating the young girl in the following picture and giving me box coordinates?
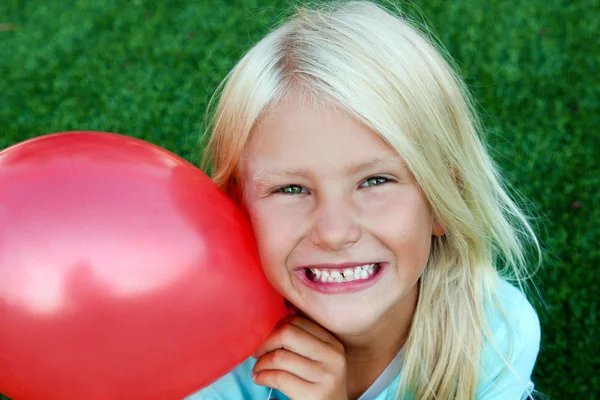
[188,1,541,399]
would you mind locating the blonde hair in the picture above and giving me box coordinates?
[202,1,541,398]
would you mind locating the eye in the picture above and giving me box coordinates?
[273,184,308,195]
[360,176,392,188]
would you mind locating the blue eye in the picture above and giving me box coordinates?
[274,185,307,195]
[361,176,390,188]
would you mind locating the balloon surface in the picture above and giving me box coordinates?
[0,131,286,400]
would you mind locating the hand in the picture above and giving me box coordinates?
[251,315,348,400]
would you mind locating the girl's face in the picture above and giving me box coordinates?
[240,98,443,336]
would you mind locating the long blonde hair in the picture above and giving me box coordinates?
[201,1,540,398]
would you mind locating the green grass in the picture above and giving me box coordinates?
[1,0,598,399]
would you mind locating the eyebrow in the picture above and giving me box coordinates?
[345,156,407,176]
[252,156,407,183]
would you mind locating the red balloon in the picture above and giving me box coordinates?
[0,132,286,400]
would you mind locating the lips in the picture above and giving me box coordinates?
[294,262,386,294]
[306,263,380,283]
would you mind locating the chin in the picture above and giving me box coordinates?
[305,307,382,337]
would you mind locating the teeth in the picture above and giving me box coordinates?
[308,264,378,283]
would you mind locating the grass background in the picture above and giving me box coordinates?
[1,0,598,398]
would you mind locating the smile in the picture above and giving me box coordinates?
[306,263,380,283]
[295,263,385,294]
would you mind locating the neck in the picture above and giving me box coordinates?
[338,283,419,400]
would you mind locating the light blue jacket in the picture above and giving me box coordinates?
[187,280,541,400]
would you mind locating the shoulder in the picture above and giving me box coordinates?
[476,279,542,399]
[184,357,285,400]
[487,279,541,345]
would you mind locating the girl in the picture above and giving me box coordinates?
[188,1,541,399]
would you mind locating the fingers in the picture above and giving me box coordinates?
[251,315,348,400]
[253,348,325,383]
[252,348,346,399]
[252,368,313,397]
[285,315,342,349]
[254,318,329,362]
[253,316,344,362]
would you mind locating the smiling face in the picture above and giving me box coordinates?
[239,98,444,336]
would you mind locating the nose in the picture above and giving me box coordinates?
[310,195,361,251]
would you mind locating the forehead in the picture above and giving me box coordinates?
[242,99,399,174]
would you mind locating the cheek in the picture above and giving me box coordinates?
[246,203,306,281]
[365,191,433,262]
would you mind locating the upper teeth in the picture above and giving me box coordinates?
[309,264,377,283]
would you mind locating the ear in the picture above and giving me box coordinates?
[432,218,445,237]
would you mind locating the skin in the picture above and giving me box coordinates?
[238,97,444,400]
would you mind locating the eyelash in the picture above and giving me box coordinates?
[360,175,393,188]
[272,175,394,195]
[273,184,308,195]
